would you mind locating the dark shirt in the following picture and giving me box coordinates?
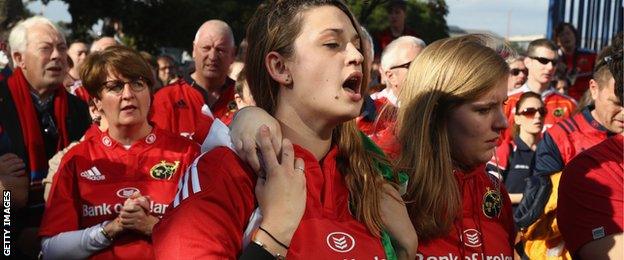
[29,90,59,159]
[504,136,535,194]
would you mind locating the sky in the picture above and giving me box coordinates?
[26,0,549,38]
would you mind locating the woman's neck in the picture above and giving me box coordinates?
[519,131,540,151]
[274,104,334,161]
[108,121,152,146]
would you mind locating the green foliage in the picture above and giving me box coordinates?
[63,0,259,53]
[347,0,449,44]
[52,0,446,52]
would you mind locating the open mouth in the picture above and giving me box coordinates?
[342,72,362,94]
[121,105,137,112]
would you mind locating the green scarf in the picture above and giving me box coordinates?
[359,132,409,260]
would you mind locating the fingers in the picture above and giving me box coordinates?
[258,125,279,171]
[293,157,305,176]
[271,125,283,156]
[242,134,261,173]
[280,138,295,170]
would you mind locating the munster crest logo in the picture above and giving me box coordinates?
[150,160,180,180]
[482,187,502,218]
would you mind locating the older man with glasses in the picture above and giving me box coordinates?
[0,16,91,258]
[357,36,425,136]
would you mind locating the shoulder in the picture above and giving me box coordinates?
[544,91,577,105]
[66,92,88,110]
[154,128,198,149]
[171,147,254,208]
[154,80,191,98]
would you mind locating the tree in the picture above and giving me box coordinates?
[28,0,447,53]
[0,0,29,34]
[62,0,259,53]
[347,0,449,44]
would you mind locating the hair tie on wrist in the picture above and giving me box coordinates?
[258,226,289,250]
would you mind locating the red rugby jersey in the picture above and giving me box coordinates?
[150,78,235,143]
[502,87,577,142]
[357,89,397,136]
[39,128,199,260]
[417,164,515,259]
[558,135,623,254]
[153,145,387,259]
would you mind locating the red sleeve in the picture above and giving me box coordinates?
[489,140,511,171]
[558,141,624,254]
[150,90,174,132]
[152,147,257,260]
[39,148,81,237]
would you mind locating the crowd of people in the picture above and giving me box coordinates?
[0,0,621,259]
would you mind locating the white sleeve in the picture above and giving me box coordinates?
[200,118,235,153]
[41,221,113,260]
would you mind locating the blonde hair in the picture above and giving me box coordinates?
[396,35,509,241]
[246,0,391,235]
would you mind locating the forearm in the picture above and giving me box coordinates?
[509,193,523,204]
[41,221,113,260]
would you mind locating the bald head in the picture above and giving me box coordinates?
[192,20,235,90]
[380,36,426,98]
[380,36,425,70]
[90,37,118,53]
[194,20,235,46]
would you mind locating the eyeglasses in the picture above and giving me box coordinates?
[529,56,557,66]
[516,107,547,118]
[389,61,411,70]
[510,68,528,76]
[102,78,148,94]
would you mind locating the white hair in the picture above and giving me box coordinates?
[360,26,374,59]
[380,36,426,70]
[8,16,61,57]
[193,20,235,47]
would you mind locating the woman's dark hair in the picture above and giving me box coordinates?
[81,45,154,98]
[554,22,579,47]
[513,91,544,136]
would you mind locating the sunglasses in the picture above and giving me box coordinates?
[389,61,411,70]
[102,78,148,94]
[517,107,547,118]
[510,68,528,76]
[529,56,557,66]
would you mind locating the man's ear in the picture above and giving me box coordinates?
[589,79,600,101]
[12,52,25,68]
[265,51,291,86]
[523,56,531,67]
[385,69,396,87]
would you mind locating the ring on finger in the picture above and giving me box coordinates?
[295,166,305,173]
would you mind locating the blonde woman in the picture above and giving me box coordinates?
[396,35,515,258]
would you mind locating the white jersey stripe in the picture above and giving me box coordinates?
[91,167,102,176]
[181,164,190,200]
[190,155,203,194]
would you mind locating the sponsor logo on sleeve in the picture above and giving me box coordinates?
[326,231,355,253]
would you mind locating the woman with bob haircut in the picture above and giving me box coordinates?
[39,45,199,259]
[396,35,515,257]
[152,0,416,259]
